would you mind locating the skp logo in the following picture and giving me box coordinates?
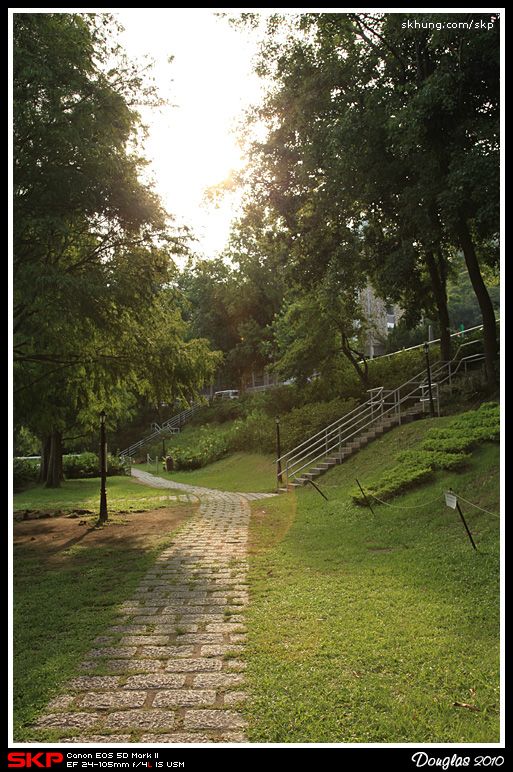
[8,753,64,768]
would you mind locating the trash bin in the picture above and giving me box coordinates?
[165,456,174,472]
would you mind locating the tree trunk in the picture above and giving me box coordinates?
[37,434,50,484]
[456,217,499,389]
[42,428,63,488]
[341,334,370,391]
[424,250,452,361]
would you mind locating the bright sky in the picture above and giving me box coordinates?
[115,9,266,259]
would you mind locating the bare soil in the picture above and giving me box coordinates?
[12,505,192,559]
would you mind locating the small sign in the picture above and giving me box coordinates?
[445,492,457,509]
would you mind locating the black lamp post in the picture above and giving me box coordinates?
[99,409,108,522]
[275,414,283,486]
[423,343,435,418]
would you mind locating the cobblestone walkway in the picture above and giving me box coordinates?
[32,470,277,744]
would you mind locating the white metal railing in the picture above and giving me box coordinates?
[119,405,198,459]
[276,348,486,489]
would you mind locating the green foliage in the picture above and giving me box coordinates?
[62,453,127,479]
[178,247,287,392]
[168,425,231,471]
[229,411,276,455]
[367,347,429,390]
[280,398,359,451]
[224,398,360,456]
[350,402,499,505]
[236,10,499,384]
[13,452,129,489]
[13,13,221,486]
[12,458,40,489]
[163,396,361,470]
[428,401,501,446]
[61,453,99,479]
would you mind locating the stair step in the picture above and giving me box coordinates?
[318,461,336,470]
[301,470,323,481]
[277,371,450,492]
[347,437,368,449]
[327,450,352,463]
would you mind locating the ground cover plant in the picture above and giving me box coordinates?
[242,414,501,744]
[141,394,363,467]
[349,402,500,506]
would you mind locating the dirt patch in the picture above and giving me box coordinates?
[12,506,192,558]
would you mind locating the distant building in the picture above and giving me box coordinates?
[361,285,404,359]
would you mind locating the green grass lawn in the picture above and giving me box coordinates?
[135,451,277,493]
[12,474,178,512]
[241,420,502,744]
[11,475,193,740]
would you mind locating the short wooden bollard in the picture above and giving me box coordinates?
[356,478,376,518]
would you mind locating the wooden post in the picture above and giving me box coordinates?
[356,479,376,517]
[446,489,477,551]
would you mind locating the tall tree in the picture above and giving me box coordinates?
[178,229,287,394]
[12,13,221,485]
[232,11,500,382]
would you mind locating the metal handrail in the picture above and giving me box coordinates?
[119,405,198,458]
[276,352,485,488]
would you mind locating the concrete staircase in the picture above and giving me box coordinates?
[278,407,423,492]
[276,340,489,493]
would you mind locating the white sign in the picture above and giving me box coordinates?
[445,492,457,509]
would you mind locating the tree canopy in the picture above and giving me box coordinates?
[12,12,221,485]
[228,11,500,383]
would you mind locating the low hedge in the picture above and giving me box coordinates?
[169,426,231,471]
[63,453,127,479]
[12,453,128,489]
[166,398,362,470]
[12,458,39,489]
[349,402,499,505]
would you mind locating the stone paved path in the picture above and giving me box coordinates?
[32,470,277,744]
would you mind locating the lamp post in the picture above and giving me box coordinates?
[423,343,435,418]
[275,414,283,487]
[99,409,108,522]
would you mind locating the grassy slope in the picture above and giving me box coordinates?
[134,452,277,493]
[241,415,502,744]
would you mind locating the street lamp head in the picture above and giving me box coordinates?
[423,342,429,354]
[100,409,106,425]
[275,414,280,424]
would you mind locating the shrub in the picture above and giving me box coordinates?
[62,453,99,479]
[62,453,127,479]
[368,348,429,391]
[221,398,361,456]
[228,411,275,455]
[280,398,359,452]
[169,425,231,470]
[12,458,39,489]
[396,449,471,472]
[106,456,130,477]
